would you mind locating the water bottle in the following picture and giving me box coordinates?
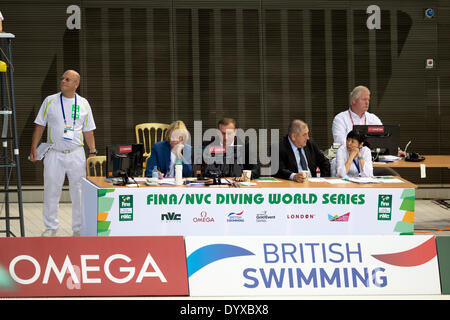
[152,166,158,179]
[175,161,183,185]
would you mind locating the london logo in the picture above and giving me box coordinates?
[286,213,315,220]
[119,195,133,221]
[328,212,350,222]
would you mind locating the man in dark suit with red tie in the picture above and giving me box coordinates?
[275,119,330,182]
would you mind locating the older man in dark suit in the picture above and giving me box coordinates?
[275,119,330,182]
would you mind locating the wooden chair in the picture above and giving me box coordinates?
[86,155,106,177]
[135,123,169,173]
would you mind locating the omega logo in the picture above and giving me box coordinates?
[193,211,215,223]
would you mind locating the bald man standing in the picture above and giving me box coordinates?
[30,70,97,237]
[0,11,4,33]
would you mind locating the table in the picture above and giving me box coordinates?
[81,176,417,237]
[373,155,450,168]
[373,155,450,179]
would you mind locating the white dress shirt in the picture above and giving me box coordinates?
[167,151,177,177]
[332,108,382,146]
[336,145,373,178]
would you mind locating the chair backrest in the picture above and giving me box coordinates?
[86,155,106,177]
[135,123,169,158]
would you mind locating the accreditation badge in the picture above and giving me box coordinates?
[63,125,75,140]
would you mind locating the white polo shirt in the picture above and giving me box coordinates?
[34,92,96,151]
[0,11,3,21]
[332,108,382,146]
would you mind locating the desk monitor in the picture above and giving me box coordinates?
[353,124,400,156]
[106,143,144,178]
[201,141,245,178]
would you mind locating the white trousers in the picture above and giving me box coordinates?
[43,147,86,232]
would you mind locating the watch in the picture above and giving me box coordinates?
[89,149,97,154]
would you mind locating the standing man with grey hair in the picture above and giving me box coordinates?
[331,85,382,146]
[30,70,97,237]
[331,85,404,176]
[275,119,330,182]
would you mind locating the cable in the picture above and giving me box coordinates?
[129,176,139,187]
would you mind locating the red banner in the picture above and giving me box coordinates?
[0,236,188,297]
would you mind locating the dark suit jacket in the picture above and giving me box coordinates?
[145,140,193,177]
[202,136,260,179]
[275,135,330,179]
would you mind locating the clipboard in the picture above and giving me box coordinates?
[29,143,53,161]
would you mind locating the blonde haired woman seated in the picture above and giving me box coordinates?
[336,130,373,178]
[144,120,192,178]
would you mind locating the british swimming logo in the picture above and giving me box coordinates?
[187,244,255,277]
[227,211,244,223]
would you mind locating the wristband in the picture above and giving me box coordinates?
[358,156,363,160]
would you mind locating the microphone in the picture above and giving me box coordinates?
[404,140,412,154]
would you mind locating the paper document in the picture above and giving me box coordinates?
[373,176,404,183]
[378,155,401,162]
[325,179,350,184]
[186,182,206,187]
[308,178,328,183]
[31,143,53,161]
[347,177,381,184]
[160,178,176,185]
[239,182,257,186]
[257,177,281,182]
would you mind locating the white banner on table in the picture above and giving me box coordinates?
[84,182,414,236]
[185,235,440,296]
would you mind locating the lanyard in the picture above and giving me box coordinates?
[60,93,77,127]
[353,158,361,174]
[348,110,366,126]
